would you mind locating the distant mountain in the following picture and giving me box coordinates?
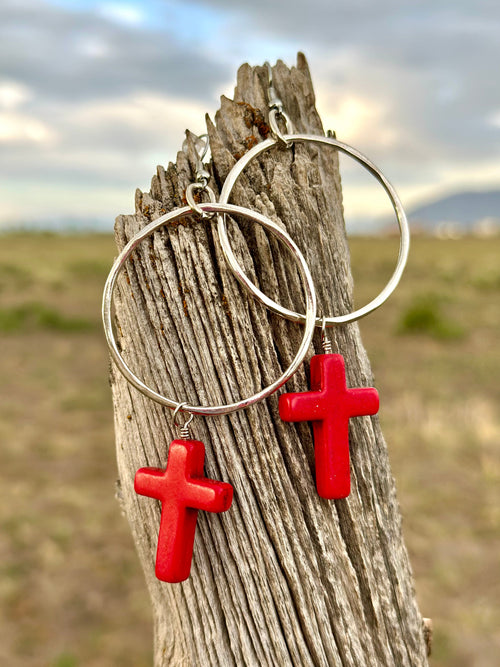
[407,189,500,234]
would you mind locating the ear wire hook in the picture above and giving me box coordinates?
[194,133,211,186]
[265,61,283,115]
[184,132,216,218]
[182,132,211,185]
[264,62,294,145]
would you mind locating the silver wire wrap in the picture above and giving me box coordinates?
[102,201,317,416]
[321,317,333,353]
[217,133,410,328]
[173,402,194,439]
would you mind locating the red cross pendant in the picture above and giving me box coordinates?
[134,439,233,583]
[279,354,379,499]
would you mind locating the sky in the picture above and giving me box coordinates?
[0,0,499,230]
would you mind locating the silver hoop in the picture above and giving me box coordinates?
[102,201,317,416]
[217,133,410,327]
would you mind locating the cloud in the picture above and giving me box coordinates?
[0,0,231,103]
[0,80,32,110]
[190,0,500,164]
[98,3,145,25]
[0,0,499,226]
[0,110,55,144]
[0,0,234,225]
[0,90,210,229]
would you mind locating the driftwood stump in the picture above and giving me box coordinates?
[110,54,428,666]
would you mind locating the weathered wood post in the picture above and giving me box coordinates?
[109,55,429,666]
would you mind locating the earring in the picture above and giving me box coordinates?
[215,63,410,499]
[102,138,318,582]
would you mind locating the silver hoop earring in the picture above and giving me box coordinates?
[102,139,317,582]
[212,64,410,499]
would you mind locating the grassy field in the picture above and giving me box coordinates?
[0,232,498,666]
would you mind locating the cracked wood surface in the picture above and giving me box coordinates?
[110,54,428,666]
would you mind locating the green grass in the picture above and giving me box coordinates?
[0,232,499,667]
[397,292,465,339]
[51,654,79,667]
[65,259,112,280]
[0,262,33,289]
[0,302,94,333]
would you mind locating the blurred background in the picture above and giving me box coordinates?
[0,1,498,665]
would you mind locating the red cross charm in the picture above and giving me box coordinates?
[134,439,233,583]
[279,354,379,499]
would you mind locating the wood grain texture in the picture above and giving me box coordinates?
[110,54,428,666]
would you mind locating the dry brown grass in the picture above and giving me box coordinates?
[0,233,498,666]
